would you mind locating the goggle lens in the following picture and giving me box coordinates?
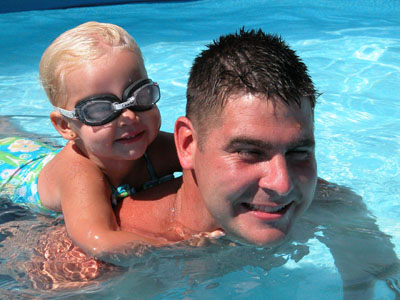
[80,100,117,125]
[127,83,160,111]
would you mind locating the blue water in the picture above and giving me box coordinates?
[0,0,399,299]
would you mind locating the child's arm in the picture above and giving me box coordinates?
[39,146,168,261]
[59,161,168,258]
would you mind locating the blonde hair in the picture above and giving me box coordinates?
[39,21,143,107]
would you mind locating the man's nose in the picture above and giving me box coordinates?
[258,154,293,196]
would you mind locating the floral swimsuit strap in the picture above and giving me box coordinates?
[110,152,174,206]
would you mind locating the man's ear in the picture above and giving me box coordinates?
[50,111,77,140]
[174,116,197,169]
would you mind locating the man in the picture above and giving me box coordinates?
[115,28,398,298]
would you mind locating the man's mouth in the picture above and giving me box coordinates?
[241,202,292,219]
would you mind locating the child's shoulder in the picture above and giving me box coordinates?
[50,142,97,168]
[41,141,105,187]
[39,142,108,211]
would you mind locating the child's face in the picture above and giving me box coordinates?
[64,48,161,162]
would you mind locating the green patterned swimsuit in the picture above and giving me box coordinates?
[0,137,175,215]
[0,137,61,215]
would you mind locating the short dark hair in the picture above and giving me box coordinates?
[186,28,317,142]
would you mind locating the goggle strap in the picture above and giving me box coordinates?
[53,106,77,119]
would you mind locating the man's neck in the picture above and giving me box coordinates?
[173,171,220,234]
[118,171,220,244]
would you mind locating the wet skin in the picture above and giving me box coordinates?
[190,93,318,246]
[64,48,161,165]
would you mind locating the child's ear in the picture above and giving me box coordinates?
[50,111,77,140]
[174,116,197,170]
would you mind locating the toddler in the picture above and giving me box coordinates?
[0,22,180,258]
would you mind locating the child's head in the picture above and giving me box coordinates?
[40,21,144,108]
[42,22,162,162]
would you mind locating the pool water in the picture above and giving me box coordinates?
[0,0,399,299]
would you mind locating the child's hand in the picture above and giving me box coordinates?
[25,226,121,290]
[185,229,226,247]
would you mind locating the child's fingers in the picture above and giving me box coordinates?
[206,229,225,240]
[184,229,226,247]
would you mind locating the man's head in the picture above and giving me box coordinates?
[186,28,316,147]
[175,28,318,246]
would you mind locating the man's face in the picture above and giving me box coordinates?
[192,93,317,246]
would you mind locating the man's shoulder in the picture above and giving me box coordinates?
[314,177,364,207]
[116,177,182,231]
[308,178,369,226]
[119,177,181,207]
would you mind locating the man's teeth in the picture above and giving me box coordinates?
[246,203,287,213]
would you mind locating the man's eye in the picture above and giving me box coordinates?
[287,150,312,159]
[236,149,264,160]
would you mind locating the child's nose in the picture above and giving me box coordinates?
[118,108,138,126]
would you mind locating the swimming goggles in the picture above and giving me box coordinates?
[53,78,160,126]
